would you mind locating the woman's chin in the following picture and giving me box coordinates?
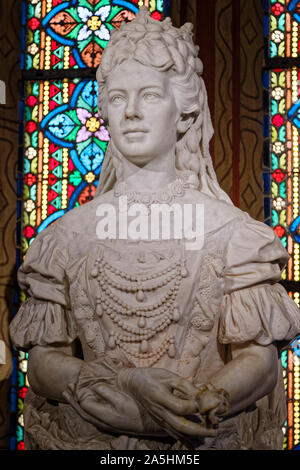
[123,154,154,168]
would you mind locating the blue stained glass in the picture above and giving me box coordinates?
[264,14,269,37]
[264,115,270,138]
[263,71,270,88]
[278,126,286,141]
[281,350,288,368]
[289,0,300,23]
[291,336,300,358]
[272,209,279,225]
[279,182,286,198]
[272,153,278,170]
[264,172,271,193]
[271,99,278,115]
[80,142,104,171]
[37,210,66,234]
[68,181,88,209]
[270,41,278,58]
[48,113,76,139]
[81,81,98,109]
[288,101,300,129]
[113,0,138,13]
[9,437,16,451]
[278,14,286,31]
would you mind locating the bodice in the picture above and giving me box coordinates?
[68,237,226,378]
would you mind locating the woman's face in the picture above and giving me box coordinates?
[105,59,181,167]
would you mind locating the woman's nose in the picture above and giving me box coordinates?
[125,95,142,120]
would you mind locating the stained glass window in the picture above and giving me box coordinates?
[22,0,167,71]
[13,0,170,451]
[264,0,300,450]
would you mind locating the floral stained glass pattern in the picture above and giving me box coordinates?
[265,0,300,450]
[23,78,107,251]
[266,0,300,59]
[23,0,166,70]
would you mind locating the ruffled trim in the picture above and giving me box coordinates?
[224,213,289,293]
[9,298,77,350]
[218,283,300,346]
[17,223,71,308]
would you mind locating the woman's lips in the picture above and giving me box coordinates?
[123,129,148,135]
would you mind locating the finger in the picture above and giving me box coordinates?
[155,388,198,415]
[196,391,221,413]
[173,378,202,399]
[93,384,140,416]
[154,370,202,399]
[207,409,221,426]
[162,410,217,437]
[80,397,111,420]
[93,383,123,403]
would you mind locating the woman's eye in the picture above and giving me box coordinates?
[144,93,159,101]
[110,95,125,105]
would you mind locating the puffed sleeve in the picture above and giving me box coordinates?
[10,224,77,351]
[218,212,300,345]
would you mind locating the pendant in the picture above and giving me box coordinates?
[136,289,145,302]
[172,307,180,322]
[91,266,98,278]
[96,301,103,317]
[140,339,149,353]
[138,317,146,328]
[108,333,116,349]
[168,343,176,358]
[181,266,188,278]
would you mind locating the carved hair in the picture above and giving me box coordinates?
[95,7,231,203]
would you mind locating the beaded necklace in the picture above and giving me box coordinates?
[91,245,188,367]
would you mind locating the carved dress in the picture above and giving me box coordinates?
[10,179,300,450]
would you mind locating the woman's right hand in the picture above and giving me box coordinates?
[118,367,218,440]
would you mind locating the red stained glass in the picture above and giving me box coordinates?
[47,189,58,202]
[24,226,35,238]
[17,442,25,451]
[272,169,285,183]
[28,17,40,30]
[151,11,162,21]
[48,205,57,215]
[27,95,37,106]
[274,225,286,238]
[48,174,57,186]
[272,114,285,127]
[18,387,28,399]
[272,3,284,16]
[68,185,75,199]
[24,173,36,186]
[49,156,60,171]
[26,121,37,133]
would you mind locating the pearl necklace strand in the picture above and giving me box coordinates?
[91,249,188,366]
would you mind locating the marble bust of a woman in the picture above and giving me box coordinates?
[10,8,300,450]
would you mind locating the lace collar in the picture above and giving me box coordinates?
[113,173,191,207]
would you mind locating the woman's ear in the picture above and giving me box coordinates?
[176,114,197,135]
